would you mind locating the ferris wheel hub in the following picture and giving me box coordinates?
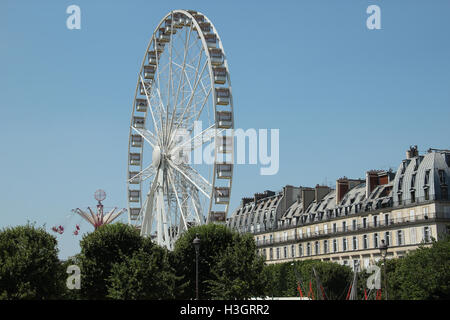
[152,146,162,168]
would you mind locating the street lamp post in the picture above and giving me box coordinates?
[379,239,388,300]
[193,234,201,300]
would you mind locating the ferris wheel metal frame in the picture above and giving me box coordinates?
[127,9,234,250]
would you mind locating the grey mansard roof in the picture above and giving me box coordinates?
[227,148,449,233]
[393,150,450,203]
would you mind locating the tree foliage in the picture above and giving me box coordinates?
[206,233,267,299]
[107,241,177,299]
[78,222,176,299]
[388,236,450,300]
[0,223,64,299]
[173,224,266,299]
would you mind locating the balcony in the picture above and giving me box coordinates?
[255,211,447,248]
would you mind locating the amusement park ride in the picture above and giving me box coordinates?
[53,10,235,248]
[126,10,235,250]
[52,189,127,236]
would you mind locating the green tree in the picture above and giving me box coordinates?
[206,233,266,299]
[389,236,450,300]
[78,223,177,299]
[106,241,177,299]
[78,223,145,299]
[173,224,266,299]
[0,223,65,299]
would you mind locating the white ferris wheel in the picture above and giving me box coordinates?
[127,10,234,250]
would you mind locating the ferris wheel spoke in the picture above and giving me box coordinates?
[132,127,158,149]
[141,170,159,234]
[128,164,157,184]
[167,159,212,198]
[168,24,194,143]
[170,122,216,155]
[167,168,189,231]
[171,59,209,138]
[139,75,162,144]
[191,188,203,225]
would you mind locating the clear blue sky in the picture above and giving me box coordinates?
[1,0,449,259]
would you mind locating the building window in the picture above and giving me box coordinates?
[307,228,311,237]
[299,244,303,257]
[270,234,273,244]
[424,170,430,185]
[363,235,368,249]
[276,248,280,259]
[352,219,357,231]
[352,236,358,250]
[439,170,446,185]
[373,216,378,227]
[284,246,288,258]
[342,238,347,251]
[410,210,415,222]
[333,223,337,233]
[298,229,303,239]
[262,248,266,260]
[353,259,360,272]
[411,174,416,188]
[333,239,338,252]
[315,241,320,255]
[423,207,429,219]
[324,240,328,254]
[410,228,417,244]
[385,232,390,246]
[324,224,328,234]
[374,233,379,248]
[398,194,403,205]
[342,221,347,232]
[307,243,311,256]
[291,244,295,257]
[384,214,389,226]
[270,248,273,260]
[411,191,416,203]
[424,188,430,200]
[397,230,403,246]
[363,217,367,229]
[423,227,431,242]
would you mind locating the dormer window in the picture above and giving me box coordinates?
[414,158,420,171]
[424,170,430,185]
[398,177,403,190]
[439,170,446,185]
[411,174,416,189]
[401,161,407,174]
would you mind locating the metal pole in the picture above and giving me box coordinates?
[196,249,199,300]
[384,256,388,300]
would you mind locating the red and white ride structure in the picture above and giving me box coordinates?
[51,189,127,236]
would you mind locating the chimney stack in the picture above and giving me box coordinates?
[301,187,316,212]
[365,170,395,198]
[406,145,419,159]
[315,185,331,203]
[336,177,364,204]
